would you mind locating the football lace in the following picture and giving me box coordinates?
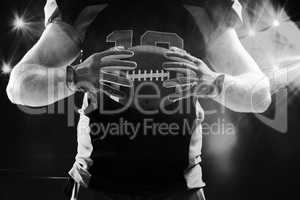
[126,70,170,82]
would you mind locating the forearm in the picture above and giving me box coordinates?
[6,63,74,107]
[214,73,271,113]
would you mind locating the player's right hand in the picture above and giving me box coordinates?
[73,46,137,99]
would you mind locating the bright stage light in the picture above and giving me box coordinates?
[272,19,280,27]
[1,62,12,74]
[248,29,256,37]
[10,12,44,39]
[14,17,25,29]
[12,13,29,32]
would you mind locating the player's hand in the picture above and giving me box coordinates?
[74,46,137,99]
[163,47,225,102]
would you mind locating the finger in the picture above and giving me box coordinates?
[109,46,125,51]
[165,52,204,66]
[163,77,198,88]
[100,61,137,72]
[163,62,200,74]
[92,50,134,61]
[164,53,194,65]
[163,62,197,76]
[100,71,134,87]
[169,46,187,54]
[101,49,135,61]
[99,83,127,99]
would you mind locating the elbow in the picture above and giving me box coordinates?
[6,70,23,105]
[6,83,17,104]
[252,92,271,113]
[6,64,43,107]
[250,83,272,113]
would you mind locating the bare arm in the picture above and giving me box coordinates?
[6,20,136,109]
[6,22,80,107]
[207,28,272,113]
[164,28,271,113]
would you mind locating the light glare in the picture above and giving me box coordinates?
[12,14,29,32]
[14,18,25,28]
[1,62,12,74]
[248,29,256,37]
[273,19,280,27]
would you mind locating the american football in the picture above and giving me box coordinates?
[118,45,178,111]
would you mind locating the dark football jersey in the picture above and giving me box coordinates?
[45,0,242,194]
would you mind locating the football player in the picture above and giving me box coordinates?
[6,0,271,199]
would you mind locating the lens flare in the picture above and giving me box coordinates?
[248,29,256,37]
[272,19,280,27]
[10,11,44,40]
[238,0,300,94]
[12,13,29,32]
[13,16,26,30]
[1,61,12,74]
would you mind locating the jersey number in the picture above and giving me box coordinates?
[106,30,184,49]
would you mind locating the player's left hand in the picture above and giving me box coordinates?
[163,47,225,102]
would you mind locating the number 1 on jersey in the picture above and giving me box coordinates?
[106,30,184,49]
